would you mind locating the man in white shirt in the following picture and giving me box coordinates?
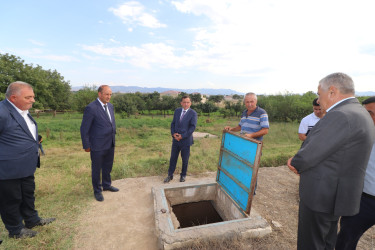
[335,96,375,250]
[298,98,325,141]
[0,82,55,239]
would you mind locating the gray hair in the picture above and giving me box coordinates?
[5,81,33,98]
[244,92,257,102]
[319,72,355,95]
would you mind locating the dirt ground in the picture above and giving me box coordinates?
[73,166,375,250]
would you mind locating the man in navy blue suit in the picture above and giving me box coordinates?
[0,82,55,239]
[80,85,118,202]
[164,95,197,183]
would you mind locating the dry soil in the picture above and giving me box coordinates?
[73,166,375,250]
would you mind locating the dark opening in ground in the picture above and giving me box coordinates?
[172,200,223,228]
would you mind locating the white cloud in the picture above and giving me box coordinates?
[11,48,79,63]
[81,0,375,93]
[28,39,45,46]
[81,43,193,69]
[109,38,120,44]
[109,1,166,28]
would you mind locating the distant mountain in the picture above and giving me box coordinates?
[356,91,375,96]
[71,85,244,96]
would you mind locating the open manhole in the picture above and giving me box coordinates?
[152,132,272,249]
[172,200,223,228]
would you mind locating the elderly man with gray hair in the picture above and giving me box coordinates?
[0,82,55,239]
[288,73,375,250]
[224,92,269,141]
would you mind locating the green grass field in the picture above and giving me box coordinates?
[0,113,301,249]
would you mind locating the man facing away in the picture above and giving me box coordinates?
[0,81,55,239]
[80,85,119,202]
[335,96,375,250]
[164,95,197,183]
[298,97,325,141]
[287,73,375,250]
[224,92,269,141]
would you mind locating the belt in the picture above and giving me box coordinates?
[362,192,375,200]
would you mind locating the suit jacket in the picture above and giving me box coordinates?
[0,100,39,180]
[80,99,116,152]
[171,108,197,147]
[291,98,375,216]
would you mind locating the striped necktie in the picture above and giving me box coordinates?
[104,104,111,122]
[180,110,186,121]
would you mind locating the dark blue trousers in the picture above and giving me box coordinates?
[90,147,114,194]
[336,193,375,250]
[0,175,40,235]
[168,142,190,177]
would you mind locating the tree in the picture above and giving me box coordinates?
[143,91,160,114]
[232,94,243,100]
[0,53,71,111]
[198,101,218,116]
[71,86,97,112]
[190,93,202,103]
[208,95,224,103]
[159,96,176,117]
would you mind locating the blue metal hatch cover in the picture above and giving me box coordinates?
[216,131,263,215]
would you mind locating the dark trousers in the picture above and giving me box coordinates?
[90,147,115,194]
[168,142,190,177]
[297,200,339,250]
[336,194,375,250]
[0,176,40,235]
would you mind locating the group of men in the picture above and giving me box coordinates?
[1,72,374,250]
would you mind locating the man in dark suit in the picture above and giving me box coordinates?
[0,82,55,239]
[80,85,118,202]
[287,73,375,250]
[164,95,197,183]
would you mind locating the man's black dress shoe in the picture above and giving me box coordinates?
[26,217,56,229]
[103,186,119,192]
[180,176,186,182]
[94,192,104,201]
[164,176,173,183]
[9,228,38,239]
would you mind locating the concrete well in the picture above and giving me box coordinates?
[152,180,272,250]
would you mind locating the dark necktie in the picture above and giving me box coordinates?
[104,104,111,122]
[180,110,186,121]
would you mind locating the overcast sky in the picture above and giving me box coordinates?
[1,0,375,94]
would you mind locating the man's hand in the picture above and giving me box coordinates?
[287,157,299,175]
[84,148,91,152]
[224,126,231,131]
[244,133,254,138]
[173,133,182,141]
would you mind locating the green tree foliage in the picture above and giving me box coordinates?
[71,86,97,112]
[232,94,243,100]
[112,92,145,116]
[258,92,316,122]
[208,94,224,103]
[142,91,160,114]
[159,95,177,117]
[190,93,202,103]
[196,101,218,116]
[0,53,71,110]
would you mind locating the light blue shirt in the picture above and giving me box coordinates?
[363,142,375,196]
